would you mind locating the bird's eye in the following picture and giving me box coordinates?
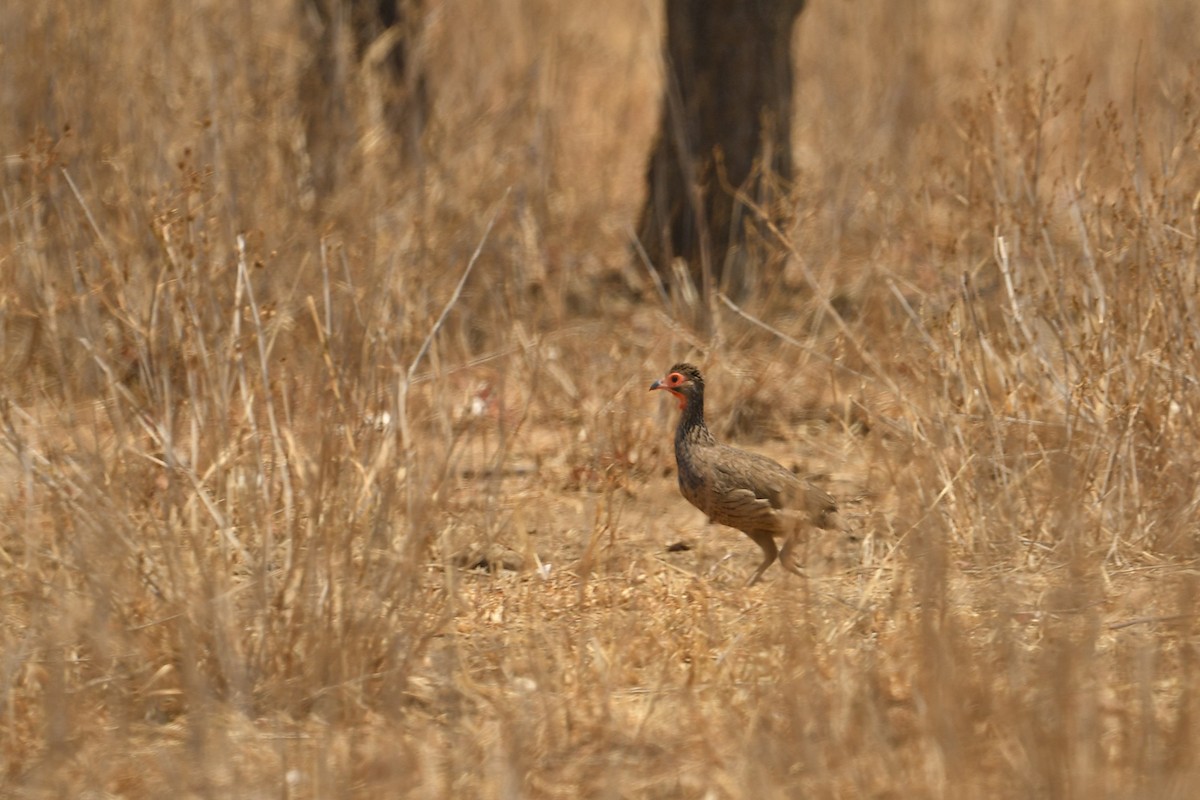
[669,373,683,385]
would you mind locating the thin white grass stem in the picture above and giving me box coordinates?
[236,236,296,593]
[397,190,510,587]
[405,189,510,385]
[59,168,117,266]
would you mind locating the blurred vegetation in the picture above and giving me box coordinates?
[2,0,1200,796]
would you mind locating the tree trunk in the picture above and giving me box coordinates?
[637,0,805,299]
[299,0,429,197]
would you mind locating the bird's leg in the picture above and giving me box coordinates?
[744,531,778,587]
[778,525,807,578]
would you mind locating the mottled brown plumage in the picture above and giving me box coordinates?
[651,363,841,586]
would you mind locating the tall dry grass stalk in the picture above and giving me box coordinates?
[2,0,1199,796]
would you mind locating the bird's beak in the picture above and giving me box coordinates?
[650,378,686,410]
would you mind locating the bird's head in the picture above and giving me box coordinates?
[650,362,705,411]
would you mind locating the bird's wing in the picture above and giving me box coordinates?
[708,485,781,532]
[714,448,795,507]
[713,445,838,518]
[687,441,840,532]
[686,446,782,530]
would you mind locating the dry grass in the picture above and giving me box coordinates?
[3,0,1200,796]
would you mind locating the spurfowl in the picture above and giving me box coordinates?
[651,363,841,586]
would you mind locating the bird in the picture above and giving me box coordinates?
[650,362,842,586]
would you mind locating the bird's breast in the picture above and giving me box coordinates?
[676,463,711,515]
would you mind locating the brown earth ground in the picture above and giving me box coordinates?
[3,1,1200,797]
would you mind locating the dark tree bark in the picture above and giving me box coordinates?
[638,0,805,298]
[299,0,429,196]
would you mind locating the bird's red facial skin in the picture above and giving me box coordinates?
[651,372,689,410]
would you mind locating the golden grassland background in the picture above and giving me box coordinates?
[3,0,1200,796]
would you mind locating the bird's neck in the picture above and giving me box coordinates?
[675,393,715,450]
